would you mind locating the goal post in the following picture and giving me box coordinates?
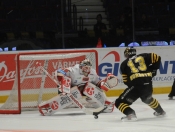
[0,50,98,114]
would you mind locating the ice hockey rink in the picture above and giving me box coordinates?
[0,94,174,132]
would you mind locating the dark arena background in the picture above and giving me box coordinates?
[1,0,175,51]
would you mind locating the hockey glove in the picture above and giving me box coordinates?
[152,70,157,77]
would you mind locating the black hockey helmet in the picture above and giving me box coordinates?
[124,47,136,58]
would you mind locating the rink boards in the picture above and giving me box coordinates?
[0,46,174,103]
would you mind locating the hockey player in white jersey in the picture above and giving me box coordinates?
[38,58,118,116]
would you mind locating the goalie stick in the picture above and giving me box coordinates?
[36,62,103,117]
[92,101,115,119]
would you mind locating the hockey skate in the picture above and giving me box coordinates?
[85,97,99,108]
[85,98,114,112]
[153,111,166,117]
[38,103,53,116]
[169,97,173,100]
[121,113,137,122]
[103,101,115,113]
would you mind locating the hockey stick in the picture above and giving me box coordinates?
[36,62,58,86]
[92,101,115,119]
[36,62,95,115]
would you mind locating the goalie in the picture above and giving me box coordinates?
[38,58,118,116]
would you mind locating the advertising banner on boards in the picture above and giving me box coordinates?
[96,46,175,90]
[0,46,174,96]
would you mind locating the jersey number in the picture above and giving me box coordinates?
[127,56,147,73]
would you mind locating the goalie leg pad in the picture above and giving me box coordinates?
[63,86,84,108]
[39,86,83,115]
[70,86,83,99]
[103,100,115,113]
[83,82,106,107]
[85,97,100,108]
[38,94,73,116]
[83,82,115,113]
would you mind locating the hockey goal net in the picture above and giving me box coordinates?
[0,50,98,114]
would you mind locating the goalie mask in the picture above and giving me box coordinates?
[79,59,92,76]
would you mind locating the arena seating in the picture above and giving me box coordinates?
[0,0,175,48]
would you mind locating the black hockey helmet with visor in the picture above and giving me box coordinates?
[124,47,136,58]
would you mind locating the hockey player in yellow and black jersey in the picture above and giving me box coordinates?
[115,47,166,121]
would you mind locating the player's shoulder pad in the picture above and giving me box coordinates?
[138,53,147,56]
[138,53,151,58]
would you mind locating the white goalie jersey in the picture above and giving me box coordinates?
[57,63,118,93]
[64,64,101,87]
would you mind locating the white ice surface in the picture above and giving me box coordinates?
[0,94,174,132]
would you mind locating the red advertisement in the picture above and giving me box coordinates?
[0,53,85,91]
[0,54,17,91]
[19,55,85,89]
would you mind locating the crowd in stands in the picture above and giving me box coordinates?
[104,0,175,38]
[0,0,72,49]
[1,0,175,49]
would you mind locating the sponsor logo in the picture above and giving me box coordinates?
[0,61,43,83]
[62,77,71,87]
[60,96,71,106]
[82,77,89,81]
[71,90,79,98]
[0,60,81,83]
[159,61,175,74]
[94,92,104,105]
[151,61,175,82]
[85,87,95,96]
[0,55,85,90]
[99,51,120,77]
[51,101,59,110]
[98,51,175,82]
[69,94,83,109]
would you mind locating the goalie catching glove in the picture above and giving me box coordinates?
[98,73,118,92]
